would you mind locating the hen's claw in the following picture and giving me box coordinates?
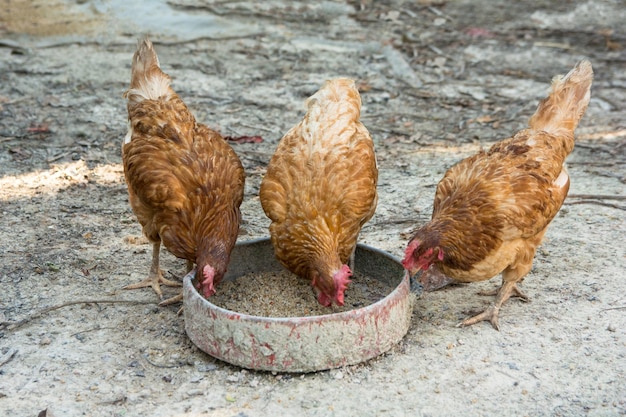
[458,282,529,330]
[158,292,183,306]
[123,271,181,298]
[457,304,501,330]
[124,241,181,299]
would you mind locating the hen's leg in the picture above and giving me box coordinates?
[348,246,356,272]
[159,260,195,309]
[458,261,532,330]
[124,241,181,299]
[477,286,529,299]
[157,259,194,306]
[457,281,528,330]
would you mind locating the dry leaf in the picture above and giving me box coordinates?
[475,115,495,124]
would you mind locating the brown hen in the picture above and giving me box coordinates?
[402,60,593,329]
[122,38,245,305]
[260,79,378,307]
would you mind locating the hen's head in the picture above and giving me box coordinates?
[402,239,444,276]
[312,264,352,307]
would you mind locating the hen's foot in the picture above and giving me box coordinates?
[123,271,181,299]
[158,292,183,307]
[458,282,528,330]
[457,304,501,330]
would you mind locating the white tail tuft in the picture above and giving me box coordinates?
[124,38,172,104]
[528,59,593,137]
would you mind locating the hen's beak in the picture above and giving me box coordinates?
[407,269,424,297]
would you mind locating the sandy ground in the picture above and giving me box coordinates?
[1,0,625,416]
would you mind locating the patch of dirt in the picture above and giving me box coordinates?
[0,0,103,37]
[0,1,625,416]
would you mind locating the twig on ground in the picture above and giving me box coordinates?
[600,306,626,312]
[97,396,128,406]
[565,194,626,210]
[142,353,184,369]
[567,194,626,200]
[71,325,119,338]
[564,201,625,210]
[0,348,17,367]
[1,299,156,331]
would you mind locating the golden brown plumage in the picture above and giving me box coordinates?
[122,38,245,304]
[402,60,593,329]
[260,79,378,307]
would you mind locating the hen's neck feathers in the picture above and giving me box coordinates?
[300,79,362,151]
[195,238,230,281]
[414,216,495,272]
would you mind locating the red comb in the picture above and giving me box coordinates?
[402,239,420,269]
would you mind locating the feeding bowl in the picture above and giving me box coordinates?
[183,237,414,372]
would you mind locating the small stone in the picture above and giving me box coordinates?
[196,363,217,372]
[607,324,616,332]
[334,371,343,380]
[40,336,51,346]
[507,362,520,370]
[185,389,204,397]
[301,400,320,409]
[189,375,203,383]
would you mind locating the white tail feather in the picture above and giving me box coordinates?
[528,60,593,137]
[124,38,172,105]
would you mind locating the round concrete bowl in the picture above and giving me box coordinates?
[183,237,413,373]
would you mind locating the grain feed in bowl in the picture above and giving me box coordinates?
[209,270,394,317]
